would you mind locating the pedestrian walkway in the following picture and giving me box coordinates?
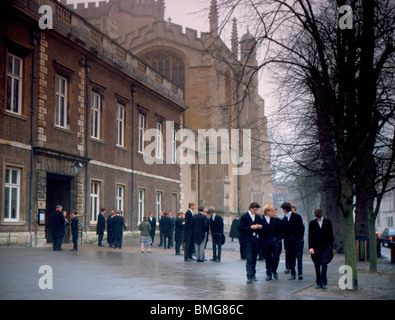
[0,238,393,300]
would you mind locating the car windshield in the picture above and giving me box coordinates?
[389,227,395,234]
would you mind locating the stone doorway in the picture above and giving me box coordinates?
[45,173,71,243]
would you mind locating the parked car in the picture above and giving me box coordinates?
[379,227,395,247]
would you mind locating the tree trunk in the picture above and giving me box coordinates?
[355,192,369,261]
[325,185,344,253]
[340,177,358,291]
[368,208,377,273]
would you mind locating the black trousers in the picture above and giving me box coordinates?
[212,234,222,261]
[262,240,282,275]
[312,245,332,286]
[114,236,123,248]
[175,241,182,254]
[239,239,245,259]
[284,238,304,276]
[163,236,171,248]
[72,235,78,250]
[184,230,194,260]
[169,231,174,246]
[244,236,259,279]
[107,231,114,247]
[53,237,63,251]
[98,232,104,246]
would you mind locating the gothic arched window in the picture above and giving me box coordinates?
[142,52,185,89]
[152,54,170,80]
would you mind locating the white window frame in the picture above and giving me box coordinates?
[138,188,145,223]
[6,53,23,115]
[90,181,100,222]
[55,75,68,128]
[156,121,163,159]
[4,167,21,221]
[116,184,124,213]
[91,92,101,139]
[156,191,162,221]
[116,103,125,147]
[138,113,145,153]
[171,127,177,164]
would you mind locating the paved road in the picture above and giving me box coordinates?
[0,238,337,301]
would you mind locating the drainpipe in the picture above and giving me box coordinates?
[130,84,136,232]
[84,58,91,235]
[29,29,40,247]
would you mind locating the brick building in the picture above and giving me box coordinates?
[0,0,186,246]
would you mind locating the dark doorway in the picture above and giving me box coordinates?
[46,173,71,243]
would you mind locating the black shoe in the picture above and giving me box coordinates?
[176,252,182,255]
[252,276,258,281]
[273,272,278,280]
[289,275,296,280]
[321,284,328,290]
[298,275,303,280]
[214,259,220,262]
[70,249,77,252]
[184,258,194,261]
[284,269,291,274]
[315,285,322,289]
[265,275,272,281]
[246,278,252,284]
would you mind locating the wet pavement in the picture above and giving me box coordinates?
[0,237,341,301]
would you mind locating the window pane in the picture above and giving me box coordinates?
[13,78,19,113]
[11,169,18,184]
[11,188,18,219]
[14,58,21,76]
[60,97,65,126]
[7,76,12,110]
[5,168,10,183]
[56,95,60,124]
[5,187,10,219]
[94,111,98,136]
[61,78,66,94]
[7,55,13,74]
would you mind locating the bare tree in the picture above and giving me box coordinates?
[208,0,395,290]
